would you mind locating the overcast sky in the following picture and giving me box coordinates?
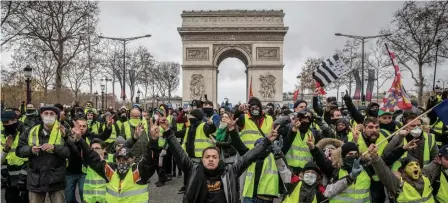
[2,1,447,105]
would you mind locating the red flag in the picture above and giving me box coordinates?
[315,81,327,95]
[249,76,253,99]
[292,89,300,101]
[380,44,413,111]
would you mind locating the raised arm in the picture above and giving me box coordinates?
[164,129,193,172]
[136,138,159,184]
[343,96,364,124]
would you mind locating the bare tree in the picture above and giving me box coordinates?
[2,1,100,102]
[64,57,88,99]
[366,42,394,101]
[154,62,180,102]
[1,1,26,47]
[126,46,154,102]
[380,1,448,105]
[298,57,323,92]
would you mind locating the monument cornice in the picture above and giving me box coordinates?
[182,65,216,70]
[181,10,285,17]
[178,27,289,32]
[179,32,286,41]
[248,65,284,70]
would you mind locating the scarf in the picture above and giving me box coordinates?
[187,161,226,203]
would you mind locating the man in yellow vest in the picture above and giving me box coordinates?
[98,112,120,152]
[16,106,70,203]
[86,110,100,135]
[116,106,129,135]
[83,138,110,203]
[423,144,448,202]
[71,117,159,203]
[122,108,150,163]
[369,144,435,203]
[233,97,279,203]
[1,110,29,202]
[65,117,113,203]
[21,103,40,130]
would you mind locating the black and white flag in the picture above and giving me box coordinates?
[312,54,350,86]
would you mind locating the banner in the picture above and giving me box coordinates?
[313,54,350,86]
[353,69,362,100]
[366,69,375,102]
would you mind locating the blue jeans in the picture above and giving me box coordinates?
[243,197,274,203]
[65,173,86,203]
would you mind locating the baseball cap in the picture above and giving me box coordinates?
[378,109,394,116]
[115,147,132,159]
[439,144,448,157]
[1,111,17,122]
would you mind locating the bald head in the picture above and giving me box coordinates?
[130,108,141,119]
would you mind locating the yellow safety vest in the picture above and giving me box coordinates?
[19,116,26,123]
[436,172,448,203]
[88,121,100,135]
[101,123,118,144]
[240,114,278,198]
[351,132,387,182]
[158,117,171,148]
[282,181,317,203]
[106,154,114,163]
[123,120,149,140]
[105,166,148,203]
[285,130,313,169]
[242,153,279,198]
[1,131,28,177]
[391,132,436,171]
[28,122,63,147]
[396,176,434,203]
[176,123,185,131]
[330,169,371,203]
[432,119,445,146]
[181,123,213,157]
[84,166,107,203]
[240,114,273,150]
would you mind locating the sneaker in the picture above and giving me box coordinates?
[156,181,165,187]
[178,186,185,194]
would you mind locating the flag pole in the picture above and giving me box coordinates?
[361,100,446,156]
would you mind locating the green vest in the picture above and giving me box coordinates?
[329,169,371,203]
[397,176,434,203]
[105,166,148,203]
[84,166,107,203]
[436,172,448,203]
[242,153,279,198]
[282,181,317,203]
[285,130,313,168]
[181,123,213,157]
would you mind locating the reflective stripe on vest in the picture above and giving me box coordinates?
[243,153,279,198]
[84,166,107,203]
[397,176,434,203]
[329,169,371,203]
[1,131,28,166]
[28,122,63,147]
[357,131,388,181]
[181,123,213,157]
[282,181,317,203]
[104,124,118,144]
[105,166,148,202]
[285,130,313,168]
[240,114,273,150]
[436,172,448,203]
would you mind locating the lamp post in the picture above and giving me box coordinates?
[136,89,141,104]
[23,65,32,104]
[94,91,99,109]
[341,91,345,107]
[101,84,105,110]
[335,33,392,105]
[101,77,113,108]
[433,39,442,90]
[98,34,152,102]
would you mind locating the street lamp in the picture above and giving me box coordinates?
[101,84,105,110]
[335,32,392,104]
[433,39,442,90]
[101,77,112,109]
[23,65,32,104]
[136,89,141,104]
[98,34,152,102]
[94,91,99,109]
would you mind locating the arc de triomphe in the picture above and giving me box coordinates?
[178,10,288,106]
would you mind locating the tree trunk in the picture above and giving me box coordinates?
[418,63,424,106]
[55,38,64,103]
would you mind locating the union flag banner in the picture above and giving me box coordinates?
[380,44,413,111]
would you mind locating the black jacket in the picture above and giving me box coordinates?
[164,128,273,203]
[16,123,71,193]
[66,127,112,175]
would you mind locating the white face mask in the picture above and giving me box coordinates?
[303,173,317,186]
[410,127,422,138]
[42,115,56,125]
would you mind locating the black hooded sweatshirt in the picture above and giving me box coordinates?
[343,96,379,124]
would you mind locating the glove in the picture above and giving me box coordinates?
[160,149,167,157]
[272,137,283,155]
[349,158,363,179]
[17,180,26,191]
[343,93,351,102]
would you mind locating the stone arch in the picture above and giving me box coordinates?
[179,10,288,105]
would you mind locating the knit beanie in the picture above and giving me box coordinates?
[115,136,126,146]
[341,142,359,158]
[303,161,320,173]
[399,156,419,171]
[189,108,205,121]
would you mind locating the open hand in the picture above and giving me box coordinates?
[226,117,239,131]
[71,121,82,141]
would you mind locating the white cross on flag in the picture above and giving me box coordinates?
[313,54,350,86]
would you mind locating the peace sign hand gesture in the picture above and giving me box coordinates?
[149,118,161,140]
[71,121,82,141]
[351,126,359,144]
[106,116,114,127]
[268,125,280,142]
[226,116,239,131]
[134,123,144,139]
[158,113,170,131]
[306,133,315,150]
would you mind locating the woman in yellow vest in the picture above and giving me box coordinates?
[369,144,436,203]
[71,119,160,203]
[157,113,279,203]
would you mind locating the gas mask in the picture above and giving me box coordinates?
[117,162,131,175]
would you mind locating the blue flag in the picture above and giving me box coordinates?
[434,99,448,125]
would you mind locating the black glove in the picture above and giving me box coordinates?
[343,93,351,102]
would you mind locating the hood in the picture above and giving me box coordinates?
[366,102,379,117]
[330,147,343,169]
[335,118,350,127]
[248,97,262,112]
[316,138,344,150]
